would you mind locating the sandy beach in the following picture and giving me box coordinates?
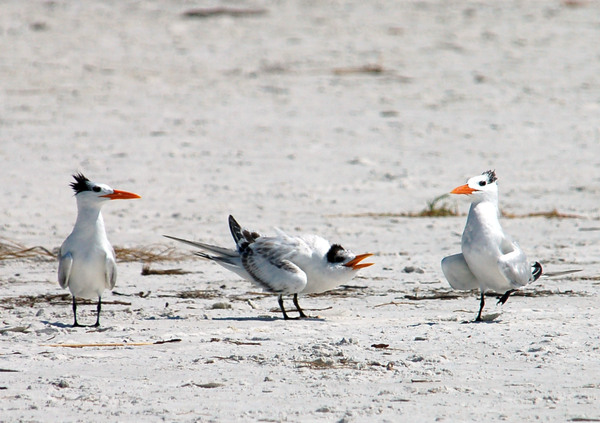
[1,1,599,421]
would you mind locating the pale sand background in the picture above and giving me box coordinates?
[1,1,599,421]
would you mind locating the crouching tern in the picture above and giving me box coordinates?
[165,215,374,319]
[441,170,543,322]
[58,173,140,327]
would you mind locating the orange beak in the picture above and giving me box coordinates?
[101,189,141,200]
[343,253,374,270]
[450,184,476,195]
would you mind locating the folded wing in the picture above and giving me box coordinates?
[441,253,479,290]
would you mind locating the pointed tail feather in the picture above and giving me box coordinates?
[228,215,246,249]
[163,235,238,257]
[228,215,260,251]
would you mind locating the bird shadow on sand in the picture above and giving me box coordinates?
[41,320,75,328]
[41,320,112,331]
[212,315,326,322]
[460,313,503,324]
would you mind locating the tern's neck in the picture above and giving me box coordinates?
[468,196,500,224]
[74,202,106,236]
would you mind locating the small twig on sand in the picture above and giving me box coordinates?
[141,264,190,276]
[43,339,181,348]
[183,7,267,18]
[333,64,385,75]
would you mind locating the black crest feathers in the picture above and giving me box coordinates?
[70,173,91,194]
[326,244,346,264]
[482,169,498,184]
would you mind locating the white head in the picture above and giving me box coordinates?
[70,173,140,208]
[299,234,374,281]
[450,170,498,204]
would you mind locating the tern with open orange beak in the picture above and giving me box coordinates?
[441,170,544,322]
[165,215,373,320]
[58,173,140,327]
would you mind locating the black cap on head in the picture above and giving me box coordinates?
[326,244,346,264]
[482,169,497,184]
[70,173,91,194]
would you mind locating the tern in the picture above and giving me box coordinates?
[58,173,140,327]
[165,215,374,319]
[441,170,543,322]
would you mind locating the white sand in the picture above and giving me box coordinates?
[1,1,599,421]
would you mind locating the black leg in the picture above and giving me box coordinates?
[293,294,308,318]
[475,292,485,322]
[93,296,101,327]
[497,289,516,305]
[72,296,82,327]
[278,295,290,320]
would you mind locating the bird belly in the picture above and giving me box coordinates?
[300,269,354,294]
[66,254,109,299]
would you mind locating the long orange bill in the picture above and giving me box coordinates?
[343,253,374,270]
[101,189,141,200]
[450,184,476,195]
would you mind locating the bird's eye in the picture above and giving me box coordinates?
[479,181,486,187]
[92,186,101,192]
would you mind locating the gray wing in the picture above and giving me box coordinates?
[58,251,73,289]
[497,238,532,288]
[441,253,479,290]
[105,250,117,290]
[242,237,307,295]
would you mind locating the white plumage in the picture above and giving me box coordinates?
[441,170,542,321]
[58,173,140,327]
[165,215,373,319]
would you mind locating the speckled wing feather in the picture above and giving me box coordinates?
[241,237,307,294]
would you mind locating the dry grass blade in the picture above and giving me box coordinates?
[501,209,583,219]
[183,7,267,18]
[158,289,221,299]
[326,194,459,218]
[44,339,181,348]
[0,238,56,261]
[415,194,459,217]
[0,239,189,263]
[115,245,188,263]
[487,289,588,298]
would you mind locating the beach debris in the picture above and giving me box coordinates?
[0,239,187,263]
[210,338,262,346]
[403,265,425,274]
[371,343,389,349]
[141,264,190,276]
[501,209,583,219]
[182,7,267,19]
[44,338,181,348]
[333,64,384,75]
[0,325,31,334]
[0,239,55,261]
[181,382,224,389]
[0,293,131,308]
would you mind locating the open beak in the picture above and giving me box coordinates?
[450,184,476,195]
[343,253,374,270]
[101,189,141,200]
